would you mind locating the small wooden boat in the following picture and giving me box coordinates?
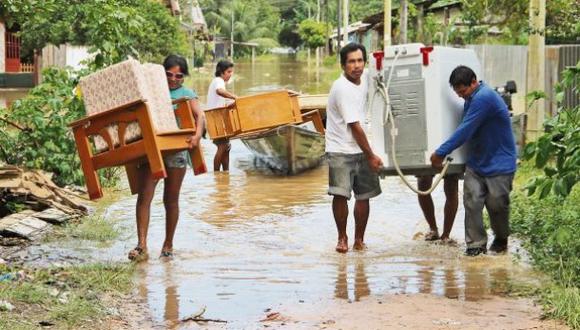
[241,124,325,175]
[240,94,328,175]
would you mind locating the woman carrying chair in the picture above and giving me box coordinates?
[129,55,204,260]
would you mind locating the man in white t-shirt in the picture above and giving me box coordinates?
[206,60,237,171]
[326,43,383,253]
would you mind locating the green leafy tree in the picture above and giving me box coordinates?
[1,0,190,68]
[200,0,281,56]
[298,19,326,50]
[458,0,579,44]
[522,62,580,199]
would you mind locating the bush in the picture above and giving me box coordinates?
[510,187,580,287]
[522,62,579,199]
[0,67,119,187]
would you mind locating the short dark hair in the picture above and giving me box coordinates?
[163,54,189,76]
[339,43,367,67]
[215,60,234,77]
[449,65,477,87]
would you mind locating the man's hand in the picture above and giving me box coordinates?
[430,153,445,170]
[187,134,201,149]
[367,153,383,173]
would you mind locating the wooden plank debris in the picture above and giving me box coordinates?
[0,166,90,216]
[0,212,50,240]
[33,208,76,224]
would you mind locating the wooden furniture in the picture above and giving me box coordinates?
[70,59,206,200]
[205,90,302,140]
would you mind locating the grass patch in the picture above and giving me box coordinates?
[62,214,120,242]
[44,187,125,244]
[0,262,135,329]
[541,285,580,328]
[510,160,580,328]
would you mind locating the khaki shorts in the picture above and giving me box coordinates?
[327,152,381,200]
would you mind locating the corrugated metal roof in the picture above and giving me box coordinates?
[428,0,462,10]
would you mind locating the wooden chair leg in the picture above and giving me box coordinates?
[189,145,207,175]
[136,104,166,180]
[124,163,139,195]
[72,127,103,200]
[304,110,326,135]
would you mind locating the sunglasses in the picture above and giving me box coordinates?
[166,71,185,80]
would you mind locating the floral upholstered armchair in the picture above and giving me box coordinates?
[69,59,206,200]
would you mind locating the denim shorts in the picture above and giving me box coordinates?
[326,152,381,200]
[164,150,188,168]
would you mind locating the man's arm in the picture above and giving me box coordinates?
[349,122,383,172]
[436,99,489,155]
[217,88,237,100]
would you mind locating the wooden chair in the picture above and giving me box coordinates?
[69,59,206,200]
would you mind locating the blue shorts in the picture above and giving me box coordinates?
[326,152,381,200]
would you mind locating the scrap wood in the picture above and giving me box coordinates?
[0,166,89,216]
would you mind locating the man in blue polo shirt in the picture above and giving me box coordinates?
[430,65,517,256]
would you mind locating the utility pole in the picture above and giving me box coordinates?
[399,0,408,44]
[343,0,349,45]
[317,0,321,69]
[230,1,234,60]
[384,0,391,48]
[337,0,341,52]
[324,0,330,56]
[527,0,546,140]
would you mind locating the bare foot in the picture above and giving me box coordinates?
[353,240,366,251]
[438,237,458,246]
[335,237,348,253]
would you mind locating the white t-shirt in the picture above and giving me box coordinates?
[325,73,368,154]
[206,77,227,109]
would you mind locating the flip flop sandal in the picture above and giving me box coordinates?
[160,250,174,258]
[128,246,147,261]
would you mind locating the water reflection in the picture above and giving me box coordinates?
[162,262,180,329]
[334,257,370,302]
[198,167,328,226]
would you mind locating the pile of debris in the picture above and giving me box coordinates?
[0,166,90,241]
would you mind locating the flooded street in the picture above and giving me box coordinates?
[111,140,548,329]
[26,56,557,329]
[32,139,550,329]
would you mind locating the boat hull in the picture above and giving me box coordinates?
[241,125,325,175]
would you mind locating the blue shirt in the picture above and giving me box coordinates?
[169,86,198,109]
[435,82,516,176]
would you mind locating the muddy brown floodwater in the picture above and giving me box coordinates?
[28,56,566,329]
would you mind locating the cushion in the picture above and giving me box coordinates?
[79,59,178,152]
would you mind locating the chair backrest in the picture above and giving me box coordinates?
[79,59,178,133]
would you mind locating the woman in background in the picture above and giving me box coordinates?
[206,60,237,171]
